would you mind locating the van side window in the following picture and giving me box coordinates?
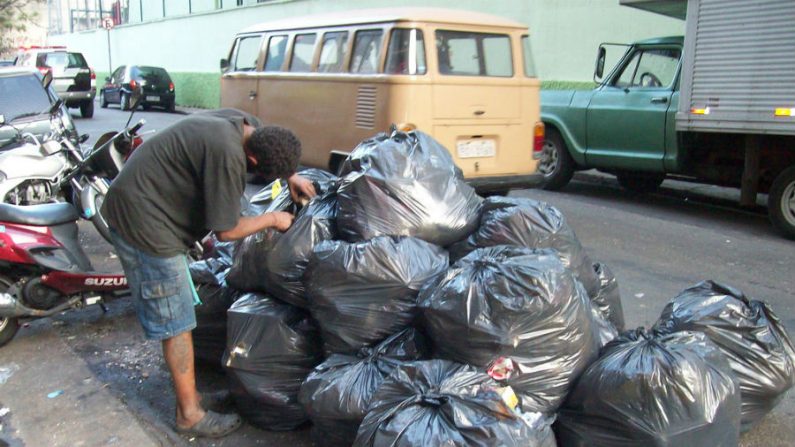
[436,30,512,77]
[318,31,349,73]
[350,29,383,74]
[521,35,537,77]
[614,48,681,89]
[232,35,262,71]
[290,33,317,72]
[386,28,426,75]
[264,35,288,72]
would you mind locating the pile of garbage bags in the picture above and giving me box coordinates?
[419,246,599,413]
[223,293,322,430]
[557,329,742,446]
[653,280,795,430]
[183,130,794,445]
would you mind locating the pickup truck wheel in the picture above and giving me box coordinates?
[80,100,94,118]
[616,172,664,193]
[539,130,575,190]
[769,166,795,240]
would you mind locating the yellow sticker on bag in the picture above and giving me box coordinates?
[271,180,283,200]
[496,386,519,410]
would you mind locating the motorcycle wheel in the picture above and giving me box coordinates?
[90,192,113,244]
[0,276,20,348]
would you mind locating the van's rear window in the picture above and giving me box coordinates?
[436,30,512,77]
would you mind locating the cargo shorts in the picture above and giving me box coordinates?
[110,229,200,341]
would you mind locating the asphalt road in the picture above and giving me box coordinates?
[1,106,793,446]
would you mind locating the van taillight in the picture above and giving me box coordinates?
[533,122,545,154]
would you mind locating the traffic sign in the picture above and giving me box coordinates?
[102,18,114,30]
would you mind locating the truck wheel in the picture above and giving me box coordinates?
[769,166,795,240]
[539,129,575,190]
[80,100,94,118]
[616,172,664,194]
[0,276,20,348]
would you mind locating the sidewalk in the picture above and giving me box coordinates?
[0,325,161,447]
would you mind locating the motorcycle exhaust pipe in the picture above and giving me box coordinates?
[0,292,81,318]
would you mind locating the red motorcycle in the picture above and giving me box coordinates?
[0,201,130,346]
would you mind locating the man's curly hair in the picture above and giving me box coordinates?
[245,126,302,180]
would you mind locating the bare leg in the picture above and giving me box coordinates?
[162,331,205,428]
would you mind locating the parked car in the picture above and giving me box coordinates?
[101,65,176,112]
[0,67,79,149]
[14,46,96,118]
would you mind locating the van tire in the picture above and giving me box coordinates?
[539,129,575,190]
[80,100,94,118]
[769,166,795,240]
[616,172,664,194]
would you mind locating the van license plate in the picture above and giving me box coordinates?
[457,139,496,158]
[146,95,160,102]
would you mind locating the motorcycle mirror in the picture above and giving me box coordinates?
[129,87,143,111]
[41,70,53,89]
[49,99,64,116]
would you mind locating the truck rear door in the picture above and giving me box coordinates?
[585,46,680,171]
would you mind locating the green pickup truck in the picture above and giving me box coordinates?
[540,28,795,238]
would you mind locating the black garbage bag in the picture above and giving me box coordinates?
[226,191,337,307]
[189,236,237,286]
[557,328,741,447]
[336,130,482,246]
[448,196,599,297]
[299,328,428,447]
[305,236,449,354]
[242,168,338,217]
[223,293,323,431]
[353,360,557,447]
[653,280,795,431]
[418,246,599,413]
[591,262,625,331]
[193,284,242,365]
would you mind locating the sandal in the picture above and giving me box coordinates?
[199,390,233,412]
[176,410,242,438]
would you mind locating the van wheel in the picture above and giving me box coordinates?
[80,100,94,118]
[0,276,20,348]
[539,129,575,190]
[616,172,664,194]
[769,166,795,240]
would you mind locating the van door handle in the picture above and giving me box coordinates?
[248,91,257,100]
[650,97,668,104]
[473,110,485,116]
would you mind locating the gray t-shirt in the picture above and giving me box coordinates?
[102,108,262,257]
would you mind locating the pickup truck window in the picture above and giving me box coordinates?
[614,48,680,89]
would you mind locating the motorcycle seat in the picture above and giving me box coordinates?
[0,202,79,227]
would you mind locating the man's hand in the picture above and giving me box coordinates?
[268,211,294,232]
[288,174,317,203]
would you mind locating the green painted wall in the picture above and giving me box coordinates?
[53,0,683,109]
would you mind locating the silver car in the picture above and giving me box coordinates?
[15,48,96,118]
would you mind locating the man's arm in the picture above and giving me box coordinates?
[215,211,294,242]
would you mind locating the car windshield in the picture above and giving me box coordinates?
[37,52,87,69]
[0,74,52,121]
[133,66,170,82]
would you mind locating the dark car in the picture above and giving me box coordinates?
[0,67,78,149]
[101,65,176,112]
[14,47,96,118]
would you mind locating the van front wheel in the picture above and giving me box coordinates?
[538,129,575,190]
[769,166,795,240]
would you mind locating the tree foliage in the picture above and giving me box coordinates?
[1,0,44,55]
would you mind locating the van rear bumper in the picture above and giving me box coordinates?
[466,173,544,193]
